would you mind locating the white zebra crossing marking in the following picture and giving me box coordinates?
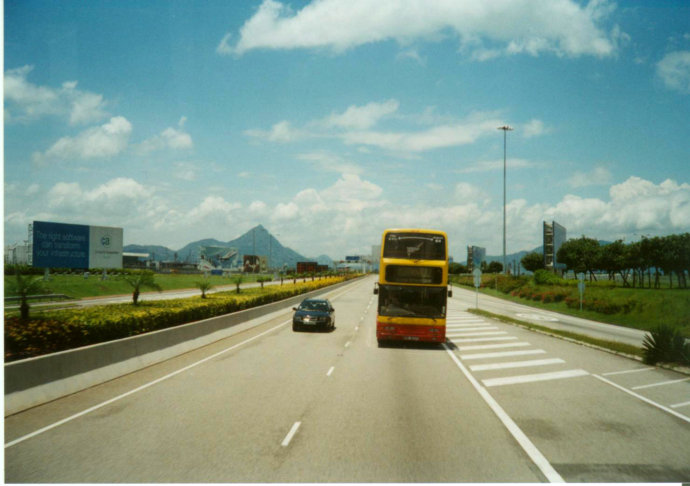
[482,369,589,387]
[470,358,565,372]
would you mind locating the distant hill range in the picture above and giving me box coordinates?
[124,225,335,269]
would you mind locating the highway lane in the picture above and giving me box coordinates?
[5,275,690,482]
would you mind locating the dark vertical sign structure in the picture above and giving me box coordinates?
[32,221,123,269]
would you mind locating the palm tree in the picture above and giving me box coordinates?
[122,271,162,305]
[231,274,244,294]
[196,280,214,298]
[9,272,46,320]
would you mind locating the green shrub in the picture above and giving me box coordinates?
[642,324,690,365]
[533,269,564,285]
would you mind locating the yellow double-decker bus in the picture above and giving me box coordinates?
[374,228,451,346]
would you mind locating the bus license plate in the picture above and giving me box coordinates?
[404,336,420,341]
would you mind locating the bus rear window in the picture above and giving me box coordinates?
[378,285,446,318]
[383,233,445,260]
[385,265,442,284]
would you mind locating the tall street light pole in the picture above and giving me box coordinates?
[497,125,513,274]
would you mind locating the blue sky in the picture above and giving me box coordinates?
[4,0,690,261]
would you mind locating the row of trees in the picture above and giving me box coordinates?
[449,260,503,275]
[522,233,690,288]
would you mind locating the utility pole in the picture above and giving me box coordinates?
[497,125,513,274]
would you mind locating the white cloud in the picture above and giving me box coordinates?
[33,116,132,162]
[244,120,304,143]
[521,119,549,138]
[43,178,155,226]
[342,112,505,152]
[247,102,512,153]
[137,119,193,153]
[657,51,690,94]
[223,0,620,59]
[322,99,399,130]
[4,65,108,124]
[547,176,690,238]
[456,158,538,174]
[297,152,363,175]
[567,166,612,188]
[173,162,198,181]
[188,196,241,220]
[454,182,489,204]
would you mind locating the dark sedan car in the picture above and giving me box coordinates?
[292,298,335,332]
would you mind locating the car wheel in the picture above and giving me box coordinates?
[293,323,299,332]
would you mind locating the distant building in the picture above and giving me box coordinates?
[296,261,318,274]
[4,243,31,265]
[371,245,381,272]
[543,221,567,272]
[467,246,486,271]
[123,252,149,269]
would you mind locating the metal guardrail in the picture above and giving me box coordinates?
[5,293,72,303]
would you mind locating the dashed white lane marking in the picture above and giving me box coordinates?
[281,421,301,447]
[601,367,655,376]
[327,366,335,377]
[470,358,565,372]
[483,369,589,388]
[457,342,530,351]
[460,349,546,360]
[631,377,690,390]
[345,341,351,348]
[671,401,690,409]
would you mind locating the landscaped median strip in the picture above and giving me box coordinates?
[5,276,357,361]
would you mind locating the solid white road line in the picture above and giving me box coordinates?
[671,401,690,409]
[631,377,690,390]
[443,344,564,482]
[457,342,530,351]
[593,374,690,424]
[470,358,565,372]
[482,369,589,388]
[5,319,293,449]
[460,349,546,360]
[281,421,301,447]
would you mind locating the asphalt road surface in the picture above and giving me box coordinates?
[5,275,690,482]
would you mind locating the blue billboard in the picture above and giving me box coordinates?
[32,221,123,269]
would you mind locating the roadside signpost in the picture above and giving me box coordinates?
[577,272,585,311]
[473,268,482,309]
